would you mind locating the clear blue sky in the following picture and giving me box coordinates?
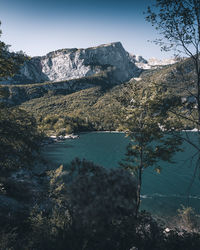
[0,0,173,59]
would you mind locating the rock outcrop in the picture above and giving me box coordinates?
[2,42,141,85]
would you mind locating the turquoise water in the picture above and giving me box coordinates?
[43,132,200,217]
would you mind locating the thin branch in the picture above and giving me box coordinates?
[169,109,200,126]
[174,132,200,153]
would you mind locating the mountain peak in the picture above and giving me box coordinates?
[97,41,123,47]
[2,42,140,85]
[1,41,179,86]
[45,42,123,57]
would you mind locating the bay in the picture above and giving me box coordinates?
[42,132,200,217]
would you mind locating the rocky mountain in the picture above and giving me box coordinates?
[148,57,178,66]
[1,42,142,85]
[0,41,180,85]
[128,54,148,64]
[0,49,194,134]
[128,53,178,70]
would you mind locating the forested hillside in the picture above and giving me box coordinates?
[4,56,195,135]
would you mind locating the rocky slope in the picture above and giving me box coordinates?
[1,42,141,85]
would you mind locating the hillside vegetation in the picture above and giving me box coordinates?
[11,57,195,135]
[0,56,196,137]
[19,84,124,135]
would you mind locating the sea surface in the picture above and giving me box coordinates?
[42,132,200,217]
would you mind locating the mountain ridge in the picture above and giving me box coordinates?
[1,41,180,86]
[1,42,141,85]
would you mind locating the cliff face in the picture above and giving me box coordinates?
[2,42,141,85]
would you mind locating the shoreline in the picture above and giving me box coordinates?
[49,130,124,140]
[90,130,124,134]
[50,134,80,140]
[43,131,124,145]
[182,128,199,132]
[44,129,199,145]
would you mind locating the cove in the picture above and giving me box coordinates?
[42,132,200,217]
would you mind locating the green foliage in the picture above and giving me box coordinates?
[18,85,123,134]
[164,230,200,250]
[145,0,200,56]
[119,81,183,214]
[146,0,200,180]
[145,0,200,126]
[0,21,27,78]
[0,159,200,249]
[134,211,164,249]
[39,113,93,135]
[177,205,200,232]
[49,158,138,223]
[43,159,138,250]
[0,229,18,250]
[0,86,9,98]
[0,105,43,172]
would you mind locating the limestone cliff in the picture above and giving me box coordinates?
[2,42,141,85]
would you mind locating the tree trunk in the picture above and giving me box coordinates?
[135,148,143,217]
